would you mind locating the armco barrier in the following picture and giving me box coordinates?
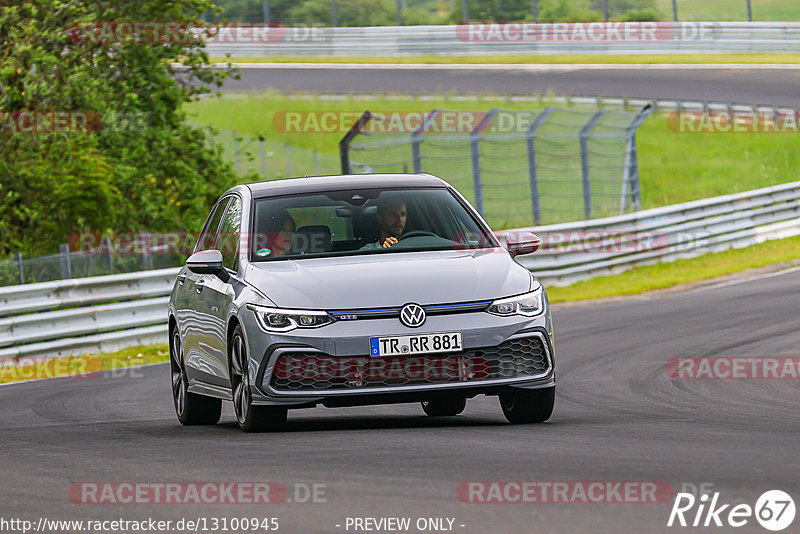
[2,181,799,361]
[203,22,800,57]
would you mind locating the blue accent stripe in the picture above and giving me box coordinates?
[369,337,381,356]
[330,300,491,315]
[423,301,491,310]
[330,308,402,314]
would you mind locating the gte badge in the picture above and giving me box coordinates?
[668,490,795,531]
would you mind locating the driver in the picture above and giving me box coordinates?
[360,198,407,249]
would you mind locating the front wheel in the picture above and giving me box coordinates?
[230,326,287,432]
[499,386,555,424]
[170,327,221,426]
[421,398,467,417]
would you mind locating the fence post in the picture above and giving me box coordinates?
[579,110,607,220]
[746,0,752,21]
[469,108,500,218]
[461,0,468,21]
[260,139,267,176]
[141,232,153,270]
[331,0,339,26]
[526,107,555,226]
[339,111,373,174]
[620,103,655,213]
[395,0,403,26]
[101,235,113,274]
[411,109,442,173]
[314,150,320,175]
[13,252,24,284]
[233,131,240,174]
[285,144,292,177]
[603,0,609,21]
[672,0,678,21]
[531,0,537,22]
[59,243,72,279]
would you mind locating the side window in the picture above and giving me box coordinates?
[218,197,242,272]
[195,199,230,253]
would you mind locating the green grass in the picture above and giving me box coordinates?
[654,0,800,21]
[211,53,800,64]
[547,233,800,303]
[186,91,800,225]
[0,344,169,384]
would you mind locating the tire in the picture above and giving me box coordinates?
[421,398,467,417]
[499,386,555,424]
[170,327,222,426]
[230,325,287,432]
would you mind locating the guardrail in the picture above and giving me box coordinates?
[500,180,800,285]
[204,22,800,56]
[2,180,799,362]
[0,269,179,362]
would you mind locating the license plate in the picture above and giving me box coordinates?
[369,332,463,357]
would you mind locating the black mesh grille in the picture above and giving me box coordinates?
[269,336,549,392]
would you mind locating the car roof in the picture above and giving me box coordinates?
[242,173,449,199]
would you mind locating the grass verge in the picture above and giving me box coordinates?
[210,53,800,65]
[546,234,800,303]
[0,344,169,385]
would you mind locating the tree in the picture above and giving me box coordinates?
[0,0,241,256]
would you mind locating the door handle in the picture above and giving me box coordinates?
[195,280,205,293]
[177,274,186,285]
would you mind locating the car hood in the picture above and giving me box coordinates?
[245,249,532,310]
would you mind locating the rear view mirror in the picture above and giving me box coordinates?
[186,250,229,281]
[506,233,540,257]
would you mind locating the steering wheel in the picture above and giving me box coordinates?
[398,230,438,241]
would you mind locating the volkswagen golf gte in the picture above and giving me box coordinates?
[168,174,556,432]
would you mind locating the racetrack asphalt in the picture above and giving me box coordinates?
[218,64,800,107]
[2,268,798,533]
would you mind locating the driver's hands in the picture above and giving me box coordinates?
[381,237,398,248]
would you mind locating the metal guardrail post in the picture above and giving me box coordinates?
[59,244,71,279]
[340,111,373,174]
[13,253,24,285]
[411,109,442,173]
[469,109,500,218]
[526,107,555,226]
[621,103,655,213]
[579,110,607,220]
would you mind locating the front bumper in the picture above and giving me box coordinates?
[240,306,555,408]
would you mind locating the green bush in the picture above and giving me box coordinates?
[0,0,245,257]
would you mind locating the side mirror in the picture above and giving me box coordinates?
[186,250,229,281]
[506,233,540,257]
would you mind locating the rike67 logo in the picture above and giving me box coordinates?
[668,490,795,531]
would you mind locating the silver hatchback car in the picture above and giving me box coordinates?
[168,174,555,432]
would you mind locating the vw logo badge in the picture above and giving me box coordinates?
[400,303,426,328]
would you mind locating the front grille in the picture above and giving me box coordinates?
[268,336,549,392]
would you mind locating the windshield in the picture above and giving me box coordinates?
[249,187,497,261]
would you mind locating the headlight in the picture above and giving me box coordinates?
[247,304,335,333]
[486,284,544,317]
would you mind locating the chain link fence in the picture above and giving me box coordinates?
[0,243,184,287]
[341,105,654,229]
